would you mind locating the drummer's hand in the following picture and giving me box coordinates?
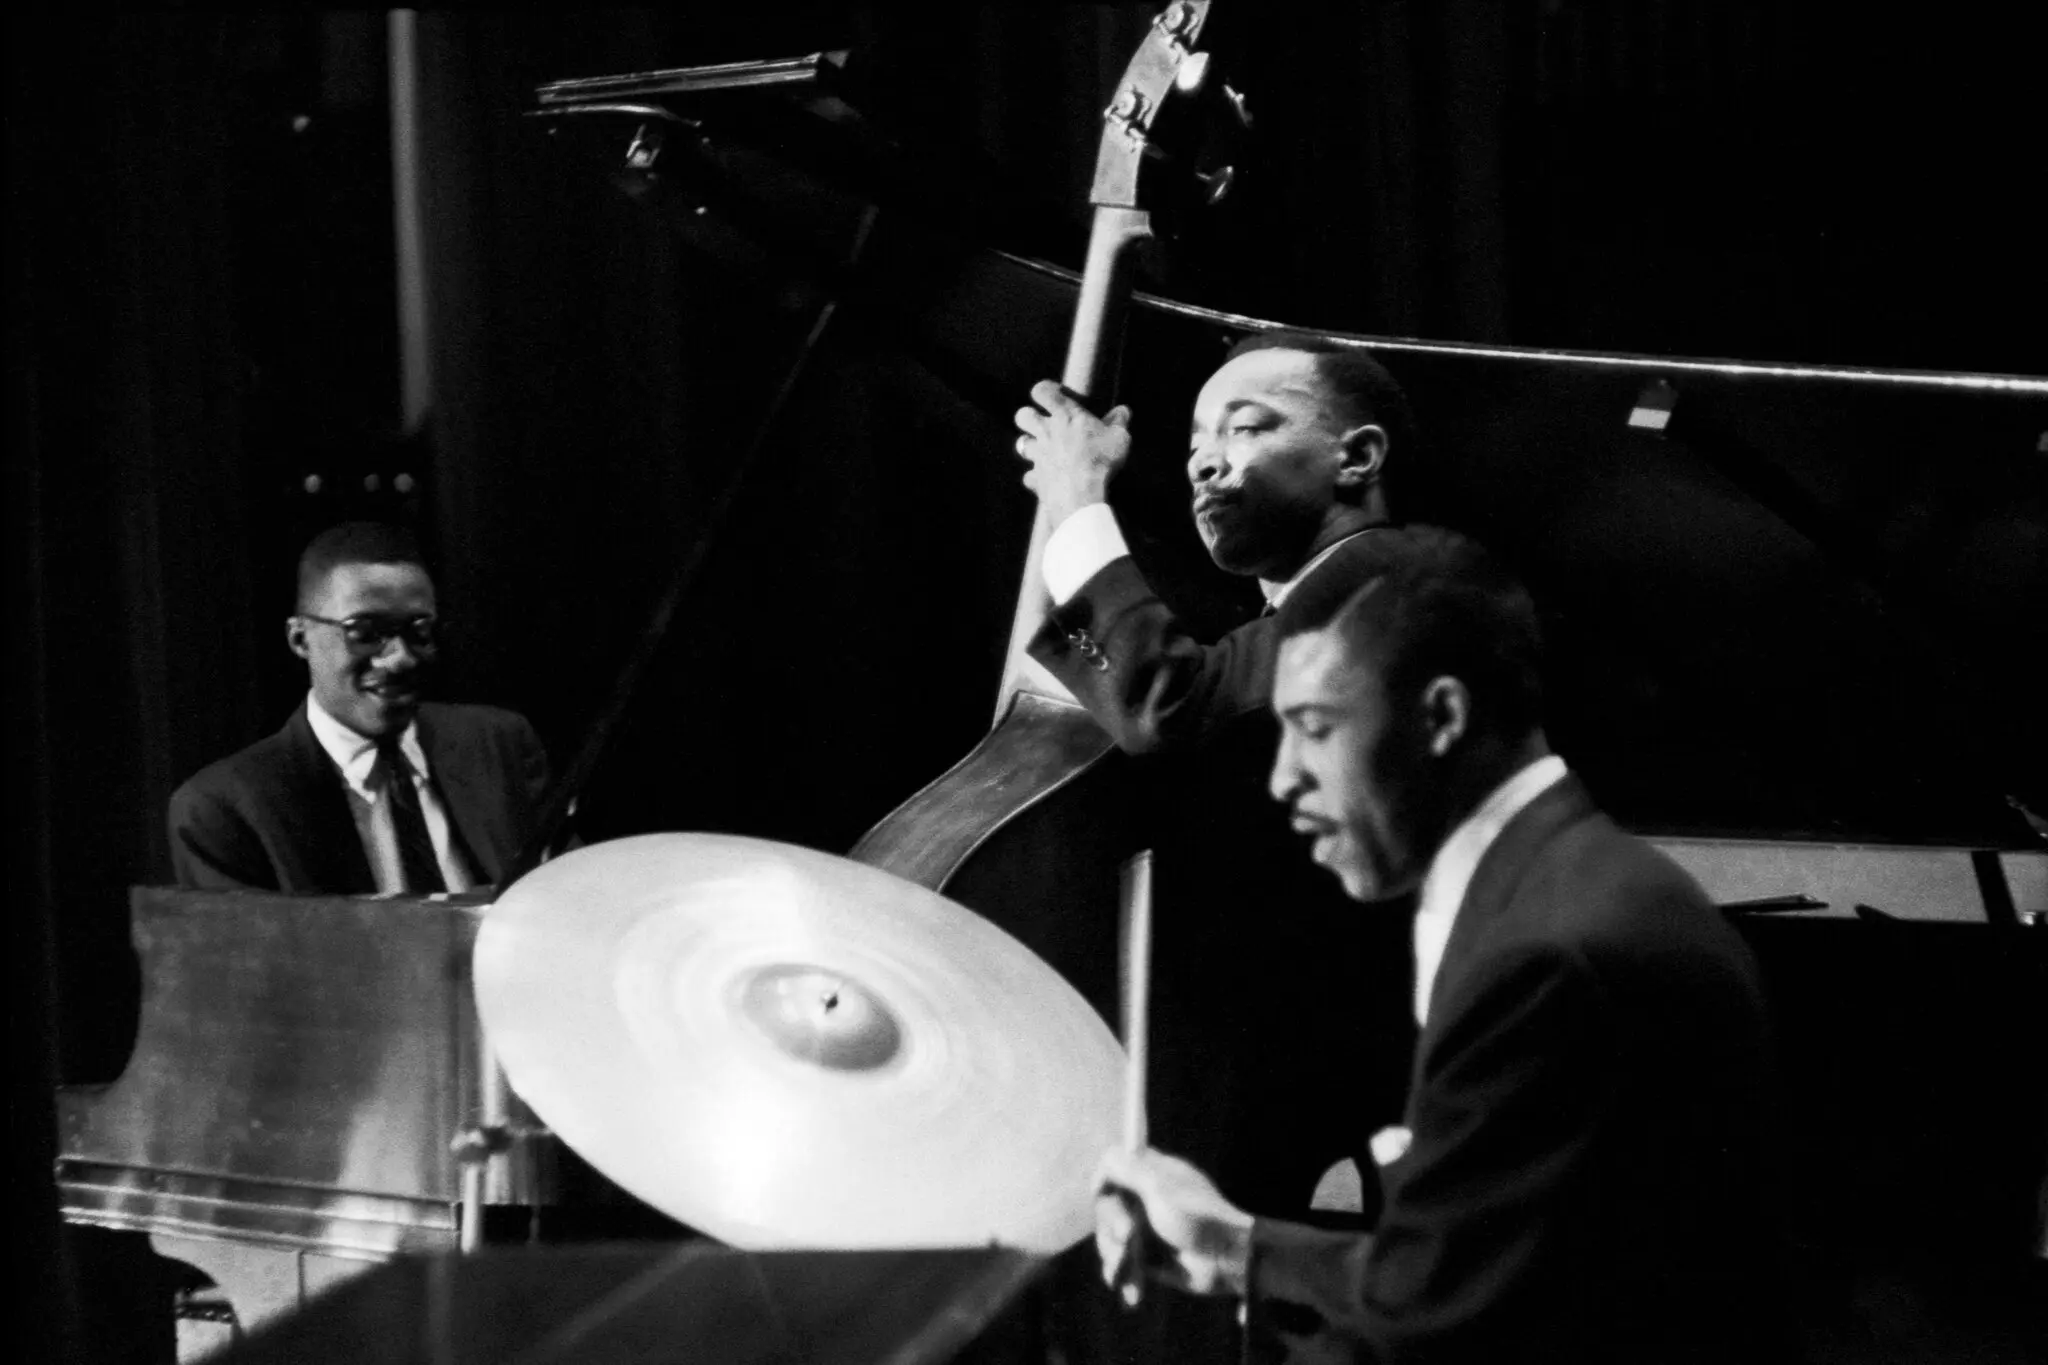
[1095,1146,1253,1300]
[1013,380,1132,528]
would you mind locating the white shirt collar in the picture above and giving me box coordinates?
[1412,754,1569,1026]
[1261,527,1376,610]
[304,692,431,799]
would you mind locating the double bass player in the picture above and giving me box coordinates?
[1014,330,1415,744]
[1012,331,1423,1214]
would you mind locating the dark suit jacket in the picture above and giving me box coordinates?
[167,701,552,894]
[1031,554,1279,757]
[1246,777,1782,1364]
[1030,553,1418,1214]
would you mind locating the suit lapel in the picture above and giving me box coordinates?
[280,704,377,894]
[1408,774,1597,1089]
[1431,776,1595,999]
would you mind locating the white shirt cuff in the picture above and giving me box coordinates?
[1042,502,1129,605]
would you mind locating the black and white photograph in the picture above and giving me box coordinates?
[10,5,2044,1363]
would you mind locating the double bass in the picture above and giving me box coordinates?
[851,0,1216,1011]
[848,0,1408,1231]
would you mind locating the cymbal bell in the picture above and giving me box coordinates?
[474,833,1126,1253]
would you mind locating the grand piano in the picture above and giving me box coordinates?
[58,24,2048,1362]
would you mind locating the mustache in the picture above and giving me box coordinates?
[358,668,428,692]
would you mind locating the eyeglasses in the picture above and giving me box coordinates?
[298,613,442,652]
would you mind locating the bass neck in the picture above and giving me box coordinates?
[995,204,1157,718]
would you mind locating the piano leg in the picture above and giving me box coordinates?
[149,1235,383,1346]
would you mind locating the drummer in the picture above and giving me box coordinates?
[1095,526,1786,1363]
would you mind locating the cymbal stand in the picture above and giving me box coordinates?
[453,1003,553,1252]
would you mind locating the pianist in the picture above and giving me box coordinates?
[1095,527,1786,1363]
[167,521,551,894]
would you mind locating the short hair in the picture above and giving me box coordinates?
[1224,329,1418,469]
[1276,525,1544,739]
[296,521,428,610]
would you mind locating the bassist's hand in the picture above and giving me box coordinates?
[1015,380,1133,528]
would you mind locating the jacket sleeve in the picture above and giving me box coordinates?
[1027,556,1271,755]
[495,709,572,861]
[166,780,280,891]
[508,713,552,816]
[1245,945,1613,1363]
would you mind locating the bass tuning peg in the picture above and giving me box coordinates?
[1195,164,1235,205]
[1220,83,1252,130]
[624,123,664,171]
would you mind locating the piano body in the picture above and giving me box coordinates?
[55,888,552,1334]
[56,43,2048,1359]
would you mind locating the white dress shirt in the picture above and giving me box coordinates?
[304,694,476,895]
[1041,502,1369,609]
[1411,755,1569,1027]
[1042,502,1131,605]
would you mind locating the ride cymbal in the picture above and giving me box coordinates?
[474,833,1125,1252]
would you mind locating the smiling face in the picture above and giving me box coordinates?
[1187,348,1381,580]
[1268,624,1444,903]
[288,560,438,738]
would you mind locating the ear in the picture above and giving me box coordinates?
[1419,676,1469,758]
[285,616,312,661]
[1334,423,1387,490]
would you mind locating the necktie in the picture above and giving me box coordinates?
[374,738,446,893]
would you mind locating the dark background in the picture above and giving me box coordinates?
[9,5,2045,1360]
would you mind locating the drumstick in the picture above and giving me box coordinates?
[1114,850,1154,1306]
[1119,850,1153,1152]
